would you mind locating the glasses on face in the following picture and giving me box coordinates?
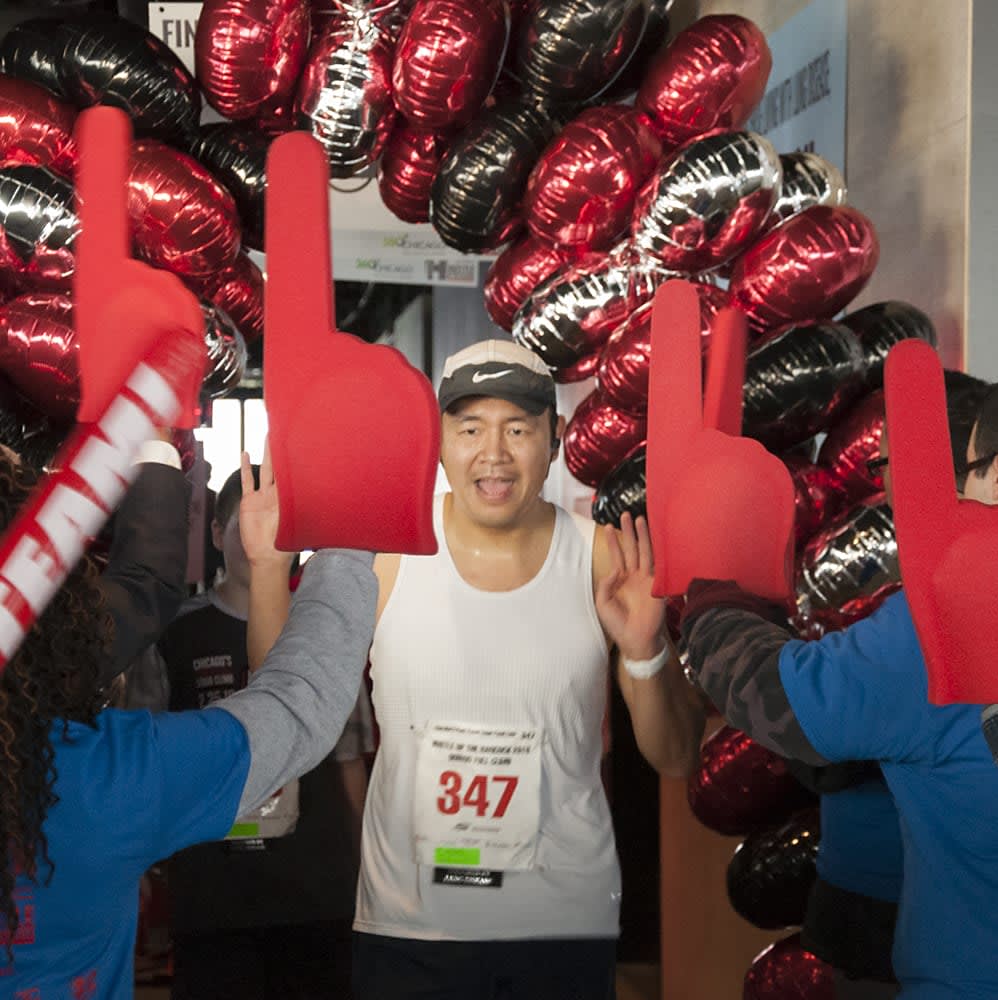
[965,451,998,476]
[866,455,889,478]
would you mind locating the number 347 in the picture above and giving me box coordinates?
[437,771,519,818]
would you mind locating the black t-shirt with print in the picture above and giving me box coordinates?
[159,596,362,933]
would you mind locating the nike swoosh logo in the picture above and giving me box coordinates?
[471,369,514,383]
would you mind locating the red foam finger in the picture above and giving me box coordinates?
[702,306,747,436]
[886,339,998,703]
[264,131,438,555]
[74,107,204,425]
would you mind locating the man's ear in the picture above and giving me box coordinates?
[990,455,998,502]
[552,414,566,451]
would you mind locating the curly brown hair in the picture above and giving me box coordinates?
[0,453,112,963]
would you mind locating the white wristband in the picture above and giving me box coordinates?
[621,645,670,679]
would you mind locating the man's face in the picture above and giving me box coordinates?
[440,396,562,530]
[964,421,998,504]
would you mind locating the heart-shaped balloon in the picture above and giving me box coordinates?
[483,233,572,331]
[128,139,242,280]
[195,0,311,120]
[729,205,880,335]
[430,100,556,253]
[769,151,846,228]
[631,129,781,273]
[392,0,509,129]
[637,14,771,148]
[591,441,646,525]
[524,105,661,253]
[743,934,834,1000]
[513,242,670,369]
[0,291,77,421]
[598,281,728,415]
[0,163,78,292]
[515,0,649,104]
[195,252,265,346]
[189,123,273,252]
[840,299,937,391]
[377,124,452,224]
[0,373,69,471]
[2,15,202,144]
[552,350,601,384]
[0,74,78,177]
[603,0,673,99]
[296,10,397,178]
[783,454,847,549]
[199,298,248,398]
[795,494,900,631]
[743,322,866,450]
[816,390,885,501]
[688,725,814,837]
[726,808,820,931]
[563,386,646,488]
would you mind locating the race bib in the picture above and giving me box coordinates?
[413,722,542,872]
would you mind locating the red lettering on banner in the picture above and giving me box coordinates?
[127,362,181,425]
[72,394,152,509]
[4,537,59,614]
[36,485,105,568]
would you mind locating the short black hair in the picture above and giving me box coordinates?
[213,464,259,529]
[943,370,992,490]
[967,381,998,483]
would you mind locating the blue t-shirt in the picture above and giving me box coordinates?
[818,776,903,904]
[1,707,250,999]
[779,591,998,1000]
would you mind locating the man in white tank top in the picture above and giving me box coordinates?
[247,339,705,998]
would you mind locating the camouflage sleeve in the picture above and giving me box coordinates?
[683,605,829,766]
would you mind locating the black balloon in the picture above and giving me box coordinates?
[515,0,649,104]
[727,808,821,931]
[605,0,672,98]
[0,15,201,144]
[592,442,646,526]
[430,101,557,253]
[0,163,78,291]
[335,281,424,345]
[743,323,866,451]
[189,124,272,252]
[840,300,937,392]
[0,374,69,471]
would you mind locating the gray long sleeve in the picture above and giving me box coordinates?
[217,548,376,814]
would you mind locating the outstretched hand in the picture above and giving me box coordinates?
[646,280,795,603]
[238,438,292,568]
[886,339,998,704]
[596,512,669,661]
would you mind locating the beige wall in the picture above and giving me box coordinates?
[698,0,971,369]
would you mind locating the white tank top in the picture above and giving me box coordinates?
[354,494,619,941]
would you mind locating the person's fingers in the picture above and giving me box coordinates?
[260,435,274,487]
[634,514,654,576]
[617,511,639,573]
[239,450,254,495]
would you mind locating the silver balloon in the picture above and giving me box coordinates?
[769,151,846,228]
[513,242,671,369]
[795,494,900,632]
[200,300,247,398]
[295,11,397,178]
[631,130,782,274]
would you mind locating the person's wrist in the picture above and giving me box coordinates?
[620,641,672,680]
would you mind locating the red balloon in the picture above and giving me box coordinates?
[524,105,661,253]
[553,351,600,384]
[597,282,727,415]
[688,725,814,837]
[817,390,885,502]
[0,291,77,421]
[128,140,242,280]
[378,125,452,223]
[195,0,311,120]
[743,933,834,1000]
[729,205,880,335]
[392,0,509,129]
[296,12,397,178]
[563,387,646,487]
[0,74,78,177]
[483,234,572,331]
[783,455,846,548]
[195,253,264,345]
[637,14,771,148]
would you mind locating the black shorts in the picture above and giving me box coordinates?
[352,931,617,1000]
[801,877,898,984]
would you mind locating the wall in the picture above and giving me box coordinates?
[699,0,971,370]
